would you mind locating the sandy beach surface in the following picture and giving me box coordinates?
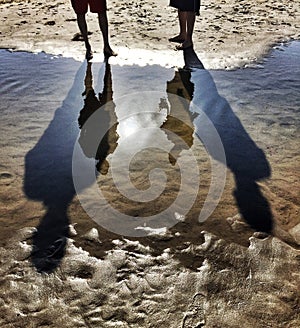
[1,0,300,327]
[0,0,299,68]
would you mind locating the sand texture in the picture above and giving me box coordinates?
[1,1,300,327]
[0,0,300,68]
[1,227,300,327]
[0,45,299,327]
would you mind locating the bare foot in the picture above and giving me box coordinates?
[176,41,193,50]
[168,35,185,43]
[104,47,117,58]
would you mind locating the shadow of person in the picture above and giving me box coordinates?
[23,62,86,273]
[24,60,117,273]
[182,47,273,233]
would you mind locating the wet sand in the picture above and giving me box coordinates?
[0,44,299,245]
[0,43,299,326]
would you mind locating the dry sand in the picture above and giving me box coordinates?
[1,0,300,68]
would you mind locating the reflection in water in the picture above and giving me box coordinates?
[24,61,115,272]
[24,49,273,272]
[78,62,118,175]
[182,47,273,233]
[73,65,201,236]
[163,69,195,166]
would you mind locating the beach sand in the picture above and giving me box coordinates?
[0,0,300,68]
[0,1,300,327]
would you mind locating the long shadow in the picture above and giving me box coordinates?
[182,47,273,233]
[24,60,114,273]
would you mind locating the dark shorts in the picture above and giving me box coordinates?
[170,0,200,15]
[71,0,107,14]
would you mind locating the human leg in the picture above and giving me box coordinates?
[179,10,188,39]
[98,12,117,57]
[71,0,93,60]
[184,11,195,47]
[169,10,187,43]
[176,11,195,49]
[76,14,93,60]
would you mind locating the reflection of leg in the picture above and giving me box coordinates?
[82,62,93,96]
[77,14,93,60]
[100,62,113,103]
[96,62,118,174]
[98,12,117,57]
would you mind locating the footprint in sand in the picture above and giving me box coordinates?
[0,172,14,185]
[182,293,206,327]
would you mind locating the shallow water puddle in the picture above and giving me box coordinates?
[0,43,299,251]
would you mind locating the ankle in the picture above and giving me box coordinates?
[85,42,91,51]
[184,39,192,45]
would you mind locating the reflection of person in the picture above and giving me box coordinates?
[71,0,117,60]
[182,47,273,233]
[162,69,195,165]
[78,61,118,175]
[24,61,118,273]
[169,0,200,50]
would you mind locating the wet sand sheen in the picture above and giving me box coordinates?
[0,43,299,327]
[1,1,299,325]
[0,43,299,249]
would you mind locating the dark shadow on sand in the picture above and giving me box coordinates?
[23,49,273,273]
[24,60,115,273]
[182,47,273,233]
